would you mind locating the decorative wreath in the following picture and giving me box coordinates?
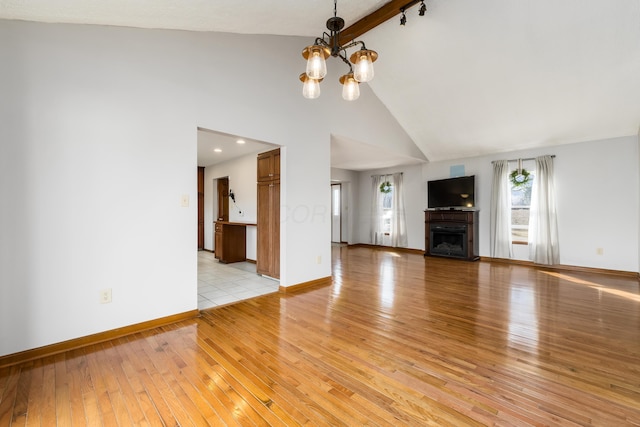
[379,181,392,193]
[509,168,531,189]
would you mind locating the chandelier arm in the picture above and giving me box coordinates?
[316,37,330,47]
[338,52,354,73]
[340,40,358,51]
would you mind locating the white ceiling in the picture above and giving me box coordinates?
[0,0,387,36]
[197,128,276,168]
[3,0,639,166]
[331,135,426,171]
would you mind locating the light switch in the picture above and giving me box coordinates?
[181,194,189,207]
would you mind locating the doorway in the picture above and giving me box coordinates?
[331,184,341,243]
[217,177,229,222]
[198,166,205,249]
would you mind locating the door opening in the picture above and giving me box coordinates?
[197,167,204,249]
[217,177,229,222]
[331,183,341,243]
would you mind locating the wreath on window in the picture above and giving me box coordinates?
[379,181,392,193]
[509,168,531,189]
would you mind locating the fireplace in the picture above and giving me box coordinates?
[430,224,467,258]
[424,210,479,261]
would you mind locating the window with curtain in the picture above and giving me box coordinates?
[491,155,559,265]
[371,173,408,247]
[510,160,535,243]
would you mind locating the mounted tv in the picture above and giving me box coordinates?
[428,175,475,209]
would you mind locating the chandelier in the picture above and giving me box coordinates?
[299,0,378,101]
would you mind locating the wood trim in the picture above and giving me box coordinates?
[202,248,252,262]
[279,276,332,294]
[480,256,639,279]
[338,0,421,46]
[215,221,257,227]
[347,246,638,278]
[0,309,200,369]
[348,243,424,255]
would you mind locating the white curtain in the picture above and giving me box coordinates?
[490,160,513,258]
[371,174,386,245]
[529,155,560,264]
[371,173,408,247]
[390,173,408,247]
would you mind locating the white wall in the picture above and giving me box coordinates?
[351,136,639,272]
[421,136,638,271]
[354,164,425,250]
[203,148,266,259]
[0,20,415,356]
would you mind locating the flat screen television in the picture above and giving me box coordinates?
[428,175,475,209]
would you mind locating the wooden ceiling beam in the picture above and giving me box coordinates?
[337,0,421,46]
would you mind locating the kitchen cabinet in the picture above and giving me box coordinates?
[257,148,280,278]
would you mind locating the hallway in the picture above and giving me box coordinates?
[197,251,278,310]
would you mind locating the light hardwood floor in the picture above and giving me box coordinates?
[1,246,640,425]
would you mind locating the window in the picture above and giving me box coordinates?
[382,184,393,234]
[510,161,535,243]
[371,173,408,248]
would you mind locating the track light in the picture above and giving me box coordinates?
[399,0,427,25]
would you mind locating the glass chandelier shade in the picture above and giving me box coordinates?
[299,73,322,99]
[339,73,360,101]
[350,49,378,83]
[302,45,331,80]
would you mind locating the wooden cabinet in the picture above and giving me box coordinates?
[257,149,280,182]
[257,148,280,279]
[424,210,479,261]
[214,222,247,263]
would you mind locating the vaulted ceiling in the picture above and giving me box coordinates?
[2,0,639,165]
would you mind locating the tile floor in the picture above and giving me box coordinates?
[197,251,279,310]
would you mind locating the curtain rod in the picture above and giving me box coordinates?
[491,155,555,164]
[371,172,404,177]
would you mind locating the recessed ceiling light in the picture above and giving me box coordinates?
[236,139,246,144]
[214,148,222,153]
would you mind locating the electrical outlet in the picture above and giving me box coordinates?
[596,248,604,255]
[316,255,322,264]
[100,288,112,304]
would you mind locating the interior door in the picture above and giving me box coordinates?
[197,167,204,249]
[217,177,229,222]
[331,184,341,243]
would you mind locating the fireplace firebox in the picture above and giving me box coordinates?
[430,224,467,257]
[424,210,479,261]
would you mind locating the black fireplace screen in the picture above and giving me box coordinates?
[430,224,467,257]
